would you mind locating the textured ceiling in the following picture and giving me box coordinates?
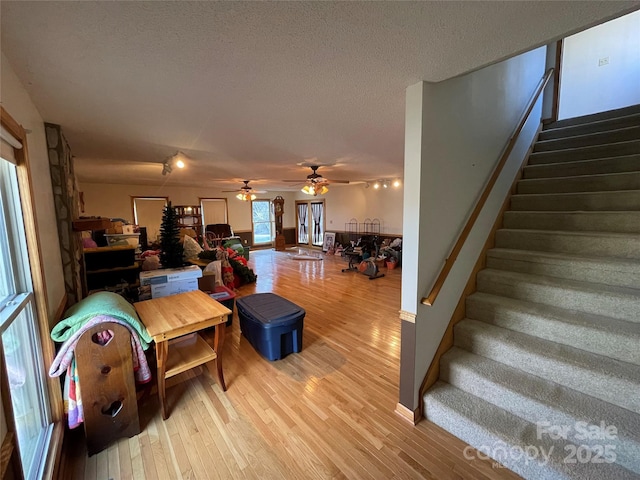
[1,1,638,191]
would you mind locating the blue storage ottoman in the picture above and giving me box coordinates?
[237,293,305,361]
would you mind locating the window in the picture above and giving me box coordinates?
[251,200,274,245]
[200,198,228,228]
[131,196,168,244]
[0,146,53,479]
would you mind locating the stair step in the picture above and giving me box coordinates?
[539,113,640,141]
[486,248,640,289]
[439,348,640,474]
[476,268,640,322]
[503,211,640,234]
[424,381,639,479]
[529,140,640,166]
[534,126,640,153]
[495,228,640,260]
[510,190,640,211]
[466,292,640,365]
[546,104,640,129]
[517,171,640,194]
[523,154,640,179]
[454,319,640,413]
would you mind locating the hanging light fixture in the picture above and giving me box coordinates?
[236,192,256,201]
[301,181,329,196]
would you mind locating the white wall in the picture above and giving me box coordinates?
[400,46,547,409]
[1,53,66,318]
[559,10,640,119]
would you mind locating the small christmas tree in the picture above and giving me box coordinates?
[159,201,184,268]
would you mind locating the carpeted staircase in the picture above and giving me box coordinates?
[423,104,640,479]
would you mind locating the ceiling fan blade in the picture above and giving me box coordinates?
[326,179,350,184]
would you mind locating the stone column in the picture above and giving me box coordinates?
[46,123,83,304]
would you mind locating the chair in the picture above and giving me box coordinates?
[206,224,233,239]
[205,224,234,246]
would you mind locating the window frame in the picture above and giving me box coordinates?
[251,199,274,245]
[1,106,64,479]
[199,197,229,230]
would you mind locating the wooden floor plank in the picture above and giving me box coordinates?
[106,443,121,480]
[61,249,521,479]
[127,436,144,479]
[117,437,134,480]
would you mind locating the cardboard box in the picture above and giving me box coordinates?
[150,278,199,299]
[122,224,135,234]
[139,265,202,300]
[140,265,202,286]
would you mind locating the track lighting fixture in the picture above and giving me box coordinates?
[370,179,401,190]
[161,151,187,175]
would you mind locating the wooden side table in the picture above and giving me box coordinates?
[134,290,232,420]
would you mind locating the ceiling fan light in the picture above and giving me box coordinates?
[318,185,329,195]
[301,185,313,195]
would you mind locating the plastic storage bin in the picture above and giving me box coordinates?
[236,293,305,361]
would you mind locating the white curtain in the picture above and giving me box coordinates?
[297,203,308,244]
[311,202,323,246]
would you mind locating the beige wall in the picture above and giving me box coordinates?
[295,184,404,236]
[80,182,299,233]
[1,53,65,317]
[81,181,405,239]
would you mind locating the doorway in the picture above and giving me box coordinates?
[296,200,325,247]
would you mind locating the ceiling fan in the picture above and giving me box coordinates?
[222,180,266,201]
[284,165,349,196]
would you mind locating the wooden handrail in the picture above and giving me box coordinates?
[421,68,554,306]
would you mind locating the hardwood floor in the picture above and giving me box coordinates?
[60,248,521,479]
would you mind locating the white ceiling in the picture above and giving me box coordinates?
[1,1,638,191]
